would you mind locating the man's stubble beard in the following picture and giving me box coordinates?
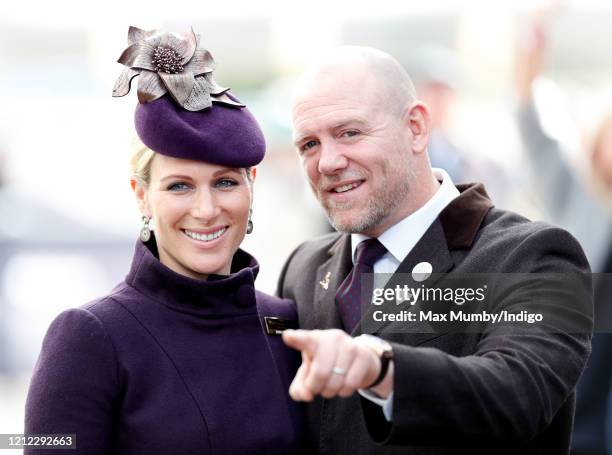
[321,171,413,234]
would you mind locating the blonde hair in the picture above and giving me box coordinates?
[130,137,156,186]
[129,137,254,186]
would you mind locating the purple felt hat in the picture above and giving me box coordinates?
[134,95,265,167]
[112,26,265,167]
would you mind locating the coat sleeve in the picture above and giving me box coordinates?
[362,226,593,446]
[24,307,119,454]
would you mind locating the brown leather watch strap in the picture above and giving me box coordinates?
[368,348,393,388]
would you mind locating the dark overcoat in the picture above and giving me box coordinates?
[277,183,593,455]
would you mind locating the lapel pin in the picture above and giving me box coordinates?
[319,271,331,290]
[412,261,433,282]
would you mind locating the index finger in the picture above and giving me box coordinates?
[282,329,320,355]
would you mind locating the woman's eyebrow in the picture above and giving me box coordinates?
[212,167,242,177]
[160,174,193,182]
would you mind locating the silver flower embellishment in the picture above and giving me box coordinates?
[112,26,243,111]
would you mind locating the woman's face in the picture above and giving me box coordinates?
[135,154,253,280]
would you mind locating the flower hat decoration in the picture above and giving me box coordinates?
[112,26,244,111]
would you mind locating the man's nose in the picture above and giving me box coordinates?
[190,188,221,221]
[317,143,349,175]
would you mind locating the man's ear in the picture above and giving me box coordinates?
[130,178,151,218]
[406,101,431,154]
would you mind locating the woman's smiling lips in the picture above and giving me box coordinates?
[182,226,229,247]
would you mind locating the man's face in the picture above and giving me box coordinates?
[292,72,416,236]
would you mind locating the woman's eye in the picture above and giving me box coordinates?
[215,179,238,188]
[167,182,190,191]
[343,130,359,137]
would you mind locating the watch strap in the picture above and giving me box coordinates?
[368,348,393,388]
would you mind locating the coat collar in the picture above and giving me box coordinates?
[439,183,493,249]
[315,182,494,338]
[325,182,493,257]
[125,233,260,317]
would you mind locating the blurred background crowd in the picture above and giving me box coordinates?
[1,0,612,453]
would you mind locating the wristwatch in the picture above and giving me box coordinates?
[356,334,394,388]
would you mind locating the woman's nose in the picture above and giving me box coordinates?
[190,188,221,221]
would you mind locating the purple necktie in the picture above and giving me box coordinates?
[335,239,388,333]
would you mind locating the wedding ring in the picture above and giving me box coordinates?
[331,366,347,376]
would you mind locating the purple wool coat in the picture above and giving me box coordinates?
[25,239,307,454]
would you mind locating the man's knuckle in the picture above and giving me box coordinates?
[344,377,361,390]
[311,367,327,382]
[338,388,353,398]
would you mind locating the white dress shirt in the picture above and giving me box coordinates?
[355,168,460,420]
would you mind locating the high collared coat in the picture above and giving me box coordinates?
[25,239,308,454]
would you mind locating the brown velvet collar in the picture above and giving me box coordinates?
[327,182,494,255]
[439,182,494,249]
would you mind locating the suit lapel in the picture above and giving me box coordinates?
[357,219,454,340]
[307,183,493,340]
[357,183,494,344]
[310,235,352,330]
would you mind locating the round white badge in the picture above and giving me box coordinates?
[412,261,433,282]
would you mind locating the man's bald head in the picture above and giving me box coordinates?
[293,46,417,118]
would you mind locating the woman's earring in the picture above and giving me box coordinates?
[140,215,151,242]
[246,209,254,234]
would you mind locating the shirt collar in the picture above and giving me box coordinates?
[350,168,460,264]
